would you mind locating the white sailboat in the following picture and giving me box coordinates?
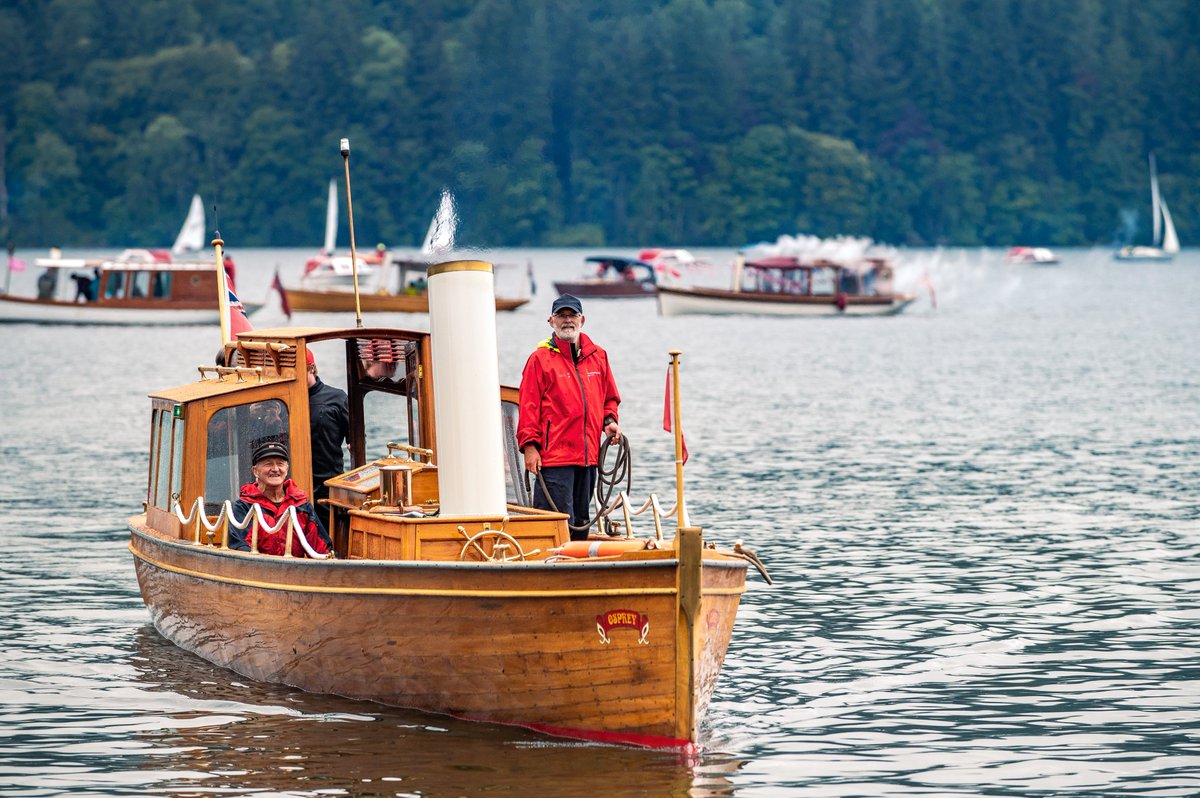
[299,178,384,291]
[1115,153,1180,261]
[170,194,206,255]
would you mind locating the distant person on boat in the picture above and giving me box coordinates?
[36,269,58,299]
[229,440,333,557]
[517,293,622,540]
[70,270,98,302]
[305,349,350,505]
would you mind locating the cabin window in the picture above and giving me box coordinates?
[148,409,161,506]
[204,400,290,511]
[363,390,420,460]
[153,410,174,509]
[105,271,126,299]
[501,400,530,505]
[152,272,172,298]
[130,270,151,298]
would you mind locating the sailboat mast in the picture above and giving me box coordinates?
[323,179,337,255]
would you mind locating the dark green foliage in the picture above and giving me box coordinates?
[1,0,1196,248]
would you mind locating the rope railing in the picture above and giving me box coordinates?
[600,491,690,542]
[172,496,331,559]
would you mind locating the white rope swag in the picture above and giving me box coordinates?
[173,496,331,559]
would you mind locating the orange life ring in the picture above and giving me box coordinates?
[553,539,650,558]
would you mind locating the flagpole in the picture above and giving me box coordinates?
[669,349,686,529]
[4,241,14,295]
[340,138,363,329]
[213,231,230,348]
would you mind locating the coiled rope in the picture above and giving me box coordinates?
[525,434,632,535]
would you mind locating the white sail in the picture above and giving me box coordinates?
[322,179,337,255]
[1160,196,1180,254]
[421,189,457,257]
[170,194,205,254]
[1149,153,1162,247]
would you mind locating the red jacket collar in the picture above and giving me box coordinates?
[239,478,308,504]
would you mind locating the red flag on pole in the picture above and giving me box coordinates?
[272,267,292,319]
[663,367,688,465]
[8,256,26,273]
[224,270,253,338]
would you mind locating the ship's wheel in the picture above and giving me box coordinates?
[458,529,528,562]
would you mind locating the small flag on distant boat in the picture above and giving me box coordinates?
[919,270,937,309]
[8,255,26,273]
[272,267,292,319]
[663,366,688,465]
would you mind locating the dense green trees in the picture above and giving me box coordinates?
[1,0,1195,249]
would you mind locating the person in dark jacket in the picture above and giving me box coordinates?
[306,349,350,504]
[517,293,622,539]
[230,441,332,557]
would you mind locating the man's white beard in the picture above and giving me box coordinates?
[556,326,580,344]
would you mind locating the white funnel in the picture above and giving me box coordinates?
[426,260,507,516]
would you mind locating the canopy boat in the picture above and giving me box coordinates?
[286,187,528,313]
[553,255,659,298]
[128,260,758,746]
[0,194,262,325]
[657,254,915,317]
[1006,246,1058,265]
[0,246,261,326]
[1115,153,1180,262]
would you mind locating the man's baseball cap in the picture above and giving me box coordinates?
[551,294,583,315]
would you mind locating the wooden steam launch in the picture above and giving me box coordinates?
[128,246,760,745]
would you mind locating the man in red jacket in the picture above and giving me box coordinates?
[230,440,333,557]
[517,293,622,539]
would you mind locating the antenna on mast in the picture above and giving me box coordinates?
[341,138,363,328]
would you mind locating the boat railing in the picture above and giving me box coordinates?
[605,491,689,542]
[173,496,332,559]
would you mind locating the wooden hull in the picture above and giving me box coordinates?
[0,294,261,325]
[285,287,529,313]
[656,285,915,317]
[552,279,657,298]
[128,518,745,746]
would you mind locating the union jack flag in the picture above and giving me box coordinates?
[225,270,253,337]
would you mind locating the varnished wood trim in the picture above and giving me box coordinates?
[129,543,744,598]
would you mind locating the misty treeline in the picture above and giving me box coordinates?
[1,0,1196,249]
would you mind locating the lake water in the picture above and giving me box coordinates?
[1,246,1197,796]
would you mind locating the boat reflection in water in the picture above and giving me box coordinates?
[129,259,764,749]
[127,627,745,796]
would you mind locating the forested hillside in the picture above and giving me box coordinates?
[1,0,1197,249]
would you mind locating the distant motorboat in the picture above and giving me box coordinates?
[553,255,658,298]
[1006,246,1058,265]
[1115,153,1179,262]
[553,249,710,299]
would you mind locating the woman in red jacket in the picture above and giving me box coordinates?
[517,294,622,539]
[229,441,333,557]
